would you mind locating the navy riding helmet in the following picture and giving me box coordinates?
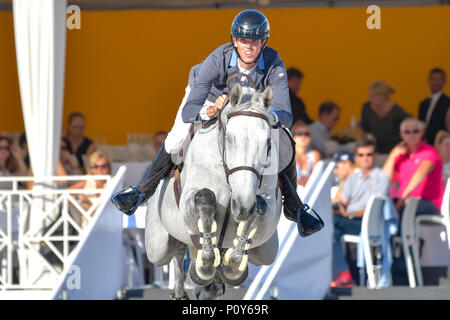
[230,10,270,64]
[231,9,270,40]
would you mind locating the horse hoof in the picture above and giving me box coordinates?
[189,261,214,287]
[169,292,189,300]
[218,264,249,287]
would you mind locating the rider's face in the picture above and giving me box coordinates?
[232,37,264,68]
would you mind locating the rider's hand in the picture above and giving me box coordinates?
[207,95,227,118]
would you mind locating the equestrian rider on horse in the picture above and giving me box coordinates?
[112,10,307,228]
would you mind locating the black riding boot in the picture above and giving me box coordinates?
[111,141,174,216]
[279,157,303,222]
[279,156,324,237]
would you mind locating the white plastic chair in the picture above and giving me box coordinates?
[392,197,420,288]
[340,196,386,289]
[412,178,450,287]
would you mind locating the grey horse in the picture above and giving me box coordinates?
[145,83,282,300]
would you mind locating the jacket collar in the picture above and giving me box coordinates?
[229,50,265,70]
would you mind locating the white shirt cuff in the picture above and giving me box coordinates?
[199,106,211,121]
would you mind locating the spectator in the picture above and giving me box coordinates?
[331,139,390,288]
[310,101,341,158]
[19,132,30,169]
[360,80,410,154]
[445,107,450,132]
[287,67,312,127]
[331,150,355,204]
[26,138,83,189]
[65,112,97,172]
[0,136,28,178]
[382,117,443,217]
[418,68,450,145]
[60,137,83,176]
[434,131,450,183]
[69,151,112,227]
[290,120,320,186]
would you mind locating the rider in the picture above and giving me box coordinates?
[112,10,306,226]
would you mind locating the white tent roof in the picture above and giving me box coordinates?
[0,0,443,11]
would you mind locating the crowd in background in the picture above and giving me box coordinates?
[288,66,449,288]
[1,66,449,286]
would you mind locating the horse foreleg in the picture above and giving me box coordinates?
[220,195,268,286]
[169,245,190,300]
[186,188,220,286]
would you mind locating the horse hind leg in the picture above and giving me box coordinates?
[187,188,220,286]
[169,245,190,300]
[219,195,267,286]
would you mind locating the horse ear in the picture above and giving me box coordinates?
[230,83,242,107]
[262,86,273,111]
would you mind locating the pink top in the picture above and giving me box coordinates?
[393,142,444,209]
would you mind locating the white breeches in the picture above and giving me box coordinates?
[164,85,214,154]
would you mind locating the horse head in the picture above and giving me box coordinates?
[221,83,277,222]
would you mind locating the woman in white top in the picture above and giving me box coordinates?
[69,151,111,227]
[290,120,321,186]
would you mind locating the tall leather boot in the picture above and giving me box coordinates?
[279,155,324,237]
[279,156,304,222]
[111,140,174,216]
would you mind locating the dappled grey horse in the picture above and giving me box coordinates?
[145,83,282,299]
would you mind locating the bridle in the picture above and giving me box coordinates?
[217,73,274,188]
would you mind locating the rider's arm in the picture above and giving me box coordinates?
[181,51,221,123]
[267,63,293,128]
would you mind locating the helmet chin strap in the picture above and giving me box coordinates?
[232,38,268,67]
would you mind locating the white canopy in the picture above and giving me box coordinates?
[13,0,67,179]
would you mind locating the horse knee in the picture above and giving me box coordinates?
[194,188,216,212]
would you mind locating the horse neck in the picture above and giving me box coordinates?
[180,121,224,184]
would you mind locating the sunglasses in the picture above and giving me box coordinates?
[403,129,420,135]
[0,146,10,151]
[357,153,374,157]
[294,132,310,137]
[91,163,109,169]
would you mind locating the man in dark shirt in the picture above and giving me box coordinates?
[418,68,450,145]
[287,68,313,127]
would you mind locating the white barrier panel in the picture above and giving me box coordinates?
[244,162,326,296]
[52,166,126,300]
[245,161,335,300]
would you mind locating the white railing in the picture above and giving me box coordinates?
[244,160,335,300]
[0,174,112,290]
[52,166,125,299]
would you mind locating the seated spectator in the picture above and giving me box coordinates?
[26,138,81,189]
[290,120,320,186]
[60,137,83,176]
[65,112,97,172]
[69,151,112,227]
[0,136,28,178]
[310,101,341,158]
[360,80,410,154]
[418,68,449,145]
[287,67,313,127]
[434,131,450,183]
[382,117,444,218]
[19,132,30,169]
[331,139,390,288]
[331,150,355,204]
